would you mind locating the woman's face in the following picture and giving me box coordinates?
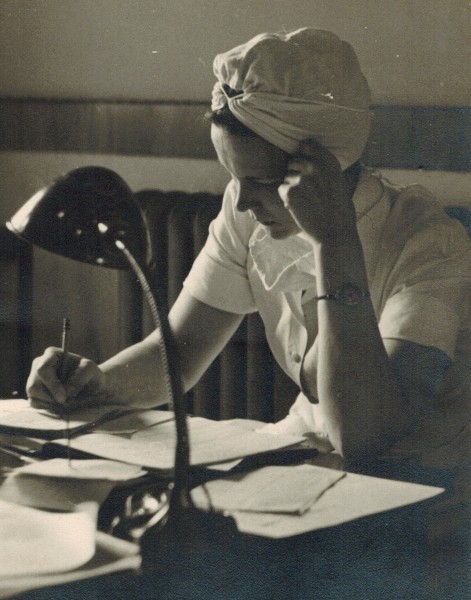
[211,124,300,239]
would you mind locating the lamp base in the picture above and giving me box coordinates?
[139,504,240,577]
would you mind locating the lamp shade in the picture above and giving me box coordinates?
[6,166,151,269]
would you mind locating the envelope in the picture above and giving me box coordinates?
[191,464,345,515]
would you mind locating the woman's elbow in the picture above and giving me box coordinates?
[328,425,399,464]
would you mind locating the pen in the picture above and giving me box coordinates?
[59,317,72,465]
[59,317,71,384]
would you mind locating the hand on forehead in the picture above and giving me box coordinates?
[288,139,342,177]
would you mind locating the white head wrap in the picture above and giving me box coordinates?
[211,28,372,170]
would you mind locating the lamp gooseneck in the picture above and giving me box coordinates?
[115,239,192,513]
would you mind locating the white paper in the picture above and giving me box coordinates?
[0,532,140,600]
[0,500,96,577]
[218,471,445,538]
[95,410,174,434]
[0,399,140,434]
[57,417,305,470]
[0,471,115,511]
[13,458,146,481]
[191,464,346,514]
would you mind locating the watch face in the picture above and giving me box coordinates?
[338,283,364,305]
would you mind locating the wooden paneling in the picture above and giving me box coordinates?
[1,98,470,171]
[0,99,215,159]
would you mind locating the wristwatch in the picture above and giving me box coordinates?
[316,283,370,306]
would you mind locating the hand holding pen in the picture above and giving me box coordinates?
[26,318,107,413]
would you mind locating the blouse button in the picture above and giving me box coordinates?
[292,353,302,364]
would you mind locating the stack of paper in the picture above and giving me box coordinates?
[0,401,305,472]
[48,417,305,471]
[0,399,151,439]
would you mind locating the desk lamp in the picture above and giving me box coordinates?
[6,166,237,576]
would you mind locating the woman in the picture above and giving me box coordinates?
[28,29,470,486]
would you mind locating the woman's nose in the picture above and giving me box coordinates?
[235,180,258,212]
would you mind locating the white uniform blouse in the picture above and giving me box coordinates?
[184,169,471,477]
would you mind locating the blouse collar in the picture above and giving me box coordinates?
[248,168,390,293]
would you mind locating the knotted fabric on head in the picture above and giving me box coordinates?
[211,28,372,170]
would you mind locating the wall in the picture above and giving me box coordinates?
[0,1,470,388]
[1,0,470,106]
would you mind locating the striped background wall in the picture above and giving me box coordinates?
[1,99,470,171]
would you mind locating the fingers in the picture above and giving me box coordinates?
[26,348,101,413]
[27,348,67,409]
[288,138,341,178]
[296,138,338,165]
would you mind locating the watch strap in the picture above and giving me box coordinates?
[316,283,370,306]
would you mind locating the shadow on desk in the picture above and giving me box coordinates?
[11,500,434,600]
[347,457,471,600]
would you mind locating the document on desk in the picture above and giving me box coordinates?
[193,467,444,539]
[191,464,346,515]
[0,399,172,439]
[0,499,96,578]
[0,500,140,600]
[48,417,305,471]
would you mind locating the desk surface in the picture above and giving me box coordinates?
[0,422,444,600]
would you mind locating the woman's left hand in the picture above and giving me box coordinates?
[278,138,357,244]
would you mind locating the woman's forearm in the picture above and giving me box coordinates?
[311,235,408,459]
[98,291,243,409]
[99,330,170,408]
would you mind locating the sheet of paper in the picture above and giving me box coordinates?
[55,417,305,470]
[0,499,96,578]
[95,410,173,434]
[12,458,146,481]
[0,399,174,440]
[191,464,345,514]
[0,531,140,600]
[0,399,135,434]
[0,470,115,511]
[216,470,445,538]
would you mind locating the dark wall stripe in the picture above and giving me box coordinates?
[364,105,471,172]
[1,98,470,171]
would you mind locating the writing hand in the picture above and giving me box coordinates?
[26,347,106,413]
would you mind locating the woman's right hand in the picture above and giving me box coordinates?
[26,347,108,413]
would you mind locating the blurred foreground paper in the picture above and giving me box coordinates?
[0,499,96,577]
[196,468,445,539]
[0,471,115,511]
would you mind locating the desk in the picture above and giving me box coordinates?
[0,431,444,600]
[10,506,432,600]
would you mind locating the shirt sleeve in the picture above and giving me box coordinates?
[378,215,471,359]
[183,180,258,314]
